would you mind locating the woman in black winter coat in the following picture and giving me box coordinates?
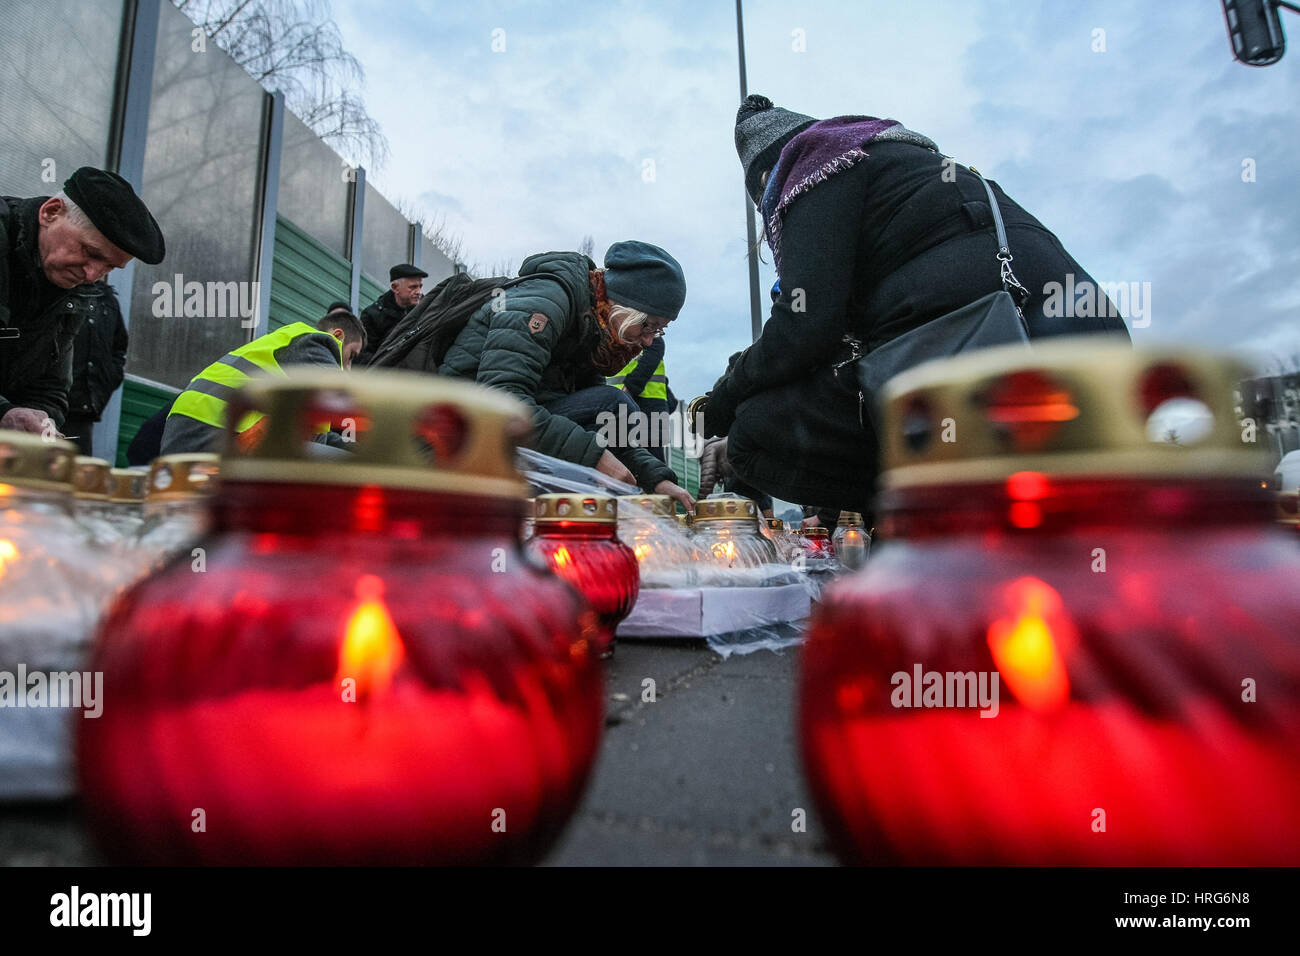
[700,95,1130,518]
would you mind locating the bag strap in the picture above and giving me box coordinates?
[968,165,1031,316]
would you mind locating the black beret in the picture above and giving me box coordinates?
[389,263,428,281]
[62,167,165,264]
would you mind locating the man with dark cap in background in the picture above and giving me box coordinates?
[357,263,427,365]
[0,166,165,435]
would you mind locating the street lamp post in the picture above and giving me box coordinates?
[736,0,763,343]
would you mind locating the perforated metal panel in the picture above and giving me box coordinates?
[125,0,265,388]
[361,184,411,283]
[420,234,456,282]
[277,111,351,258]
[0,0,125,195]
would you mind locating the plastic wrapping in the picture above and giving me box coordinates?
[517,447,640,497]
[706,621,806,659]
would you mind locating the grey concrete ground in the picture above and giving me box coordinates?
[545,636,836,866]
[0,635,837,866]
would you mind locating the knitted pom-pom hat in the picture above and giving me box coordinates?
[734,94,817,204]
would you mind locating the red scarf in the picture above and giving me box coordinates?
[588,269,644,376]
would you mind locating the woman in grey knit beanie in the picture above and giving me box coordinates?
[697,94,1129,518]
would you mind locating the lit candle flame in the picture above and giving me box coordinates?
[552,546,572,569]
[0,539,17,580]
[633,543,653,562]
[711,540,737,567]
[337,574,404,700]
[986,576,1072,713]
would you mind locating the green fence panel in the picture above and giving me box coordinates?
[269,216,353,332]
[666,446,700,500]
[115,375,181,466]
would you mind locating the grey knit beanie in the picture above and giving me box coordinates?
[604,241,687,320]
[734,94,817,204]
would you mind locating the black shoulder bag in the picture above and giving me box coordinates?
[853,165,1032,433]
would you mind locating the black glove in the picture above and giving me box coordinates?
[697,437,734,497]
[702,371,742,438]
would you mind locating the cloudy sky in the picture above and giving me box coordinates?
[332,0,1300,402]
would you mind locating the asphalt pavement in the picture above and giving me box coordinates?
[546,634,836,866]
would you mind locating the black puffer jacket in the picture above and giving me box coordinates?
[357,289,407,366]
[0,196,101,427]
[706,142,1130,433]
[66,282,127,422]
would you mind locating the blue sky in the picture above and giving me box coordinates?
[333,0,1300,402]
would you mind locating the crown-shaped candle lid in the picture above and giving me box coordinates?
[219,369,532,497]
[0,431,77,492]
[147,454,220,501]
[880,339,1265,488]
[534,493,618,525]
[617,494,676,518]
[73,456,114,500]
[109,468,148,502]
[693,494,759,523]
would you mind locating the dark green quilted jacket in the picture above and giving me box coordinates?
[438,251,675,490]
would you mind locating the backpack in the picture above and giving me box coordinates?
[363,272,567,372]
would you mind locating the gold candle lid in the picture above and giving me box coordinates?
[534,493,618,525]
[693,495,759,523]
[220,369,531,497]
[617,494,676,518]
[147,454,220,501]
[109,468,148,502]
[73,456,114,500]
[804,526,830,540]
[675,512,693,528]
[0,431,77,491]
[766,518,785,530]
[880,339,1266,489]
[836,511,865,527]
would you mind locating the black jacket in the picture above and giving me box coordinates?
[705,142,1130,435]
[357,290,407,366]
[0,196,101,427]
[66,282,128,422]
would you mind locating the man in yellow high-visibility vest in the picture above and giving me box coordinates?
[160,310,365,455]
[606,334,670,462]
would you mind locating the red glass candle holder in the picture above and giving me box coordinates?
[526,494,639,659]
[78,372,605,865]
[800,342,1300,865]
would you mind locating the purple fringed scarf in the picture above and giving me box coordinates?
[760,116,940,275]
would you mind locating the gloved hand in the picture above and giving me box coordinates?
[698,436,735,498]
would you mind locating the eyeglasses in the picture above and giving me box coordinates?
[641,319,669,338]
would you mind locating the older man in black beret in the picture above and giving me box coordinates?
[356,262,427,366]
[0,166,164,435]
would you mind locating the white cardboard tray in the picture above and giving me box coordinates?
[616,583,810,639]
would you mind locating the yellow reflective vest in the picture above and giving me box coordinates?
[168,322,343,434]
[607,356,668,400]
